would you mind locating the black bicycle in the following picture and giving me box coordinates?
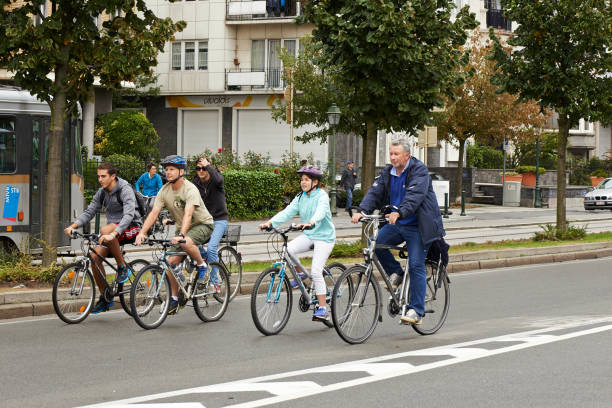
[52,231,150,324]
[331,206,450,344]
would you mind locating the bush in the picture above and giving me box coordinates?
[330,240,362,258]
[223,170,283,219]
[336,188,364,208]
[590,169,608,178]
[102,153,146,184]
[466,144,509,169]
[514,132,557,169]
[532,223,587,241]
[515,165,546,175]
[94,111,160,161]
[0,250,59,283]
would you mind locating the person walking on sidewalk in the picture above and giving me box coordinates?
[352,137,445,325]
[340,160,357,211]
[135,155,214,315]
[64,162,142,314]
[259,165,336,322]
[191,156,229,291]
[135,162,163,197]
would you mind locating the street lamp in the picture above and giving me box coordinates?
[327,103,341,215]
[534,128,542,208]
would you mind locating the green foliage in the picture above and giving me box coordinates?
[568,156,612,185]
[513,132,558,170]
[590,169,609,178]
[466,144,505,169]
[533,223,587,242]
[103,153,146,184]
[0,250,59,283]
[515,165,545,175]
[329,240,362,258]
[335,189,364,209]
[94,111,159,161]
[223,170,283,219]
[242,151,272,171]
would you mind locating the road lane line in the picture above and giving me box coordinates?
[77,316,612,408]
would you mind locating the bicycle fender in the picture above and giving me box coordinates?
[272,262,283,269]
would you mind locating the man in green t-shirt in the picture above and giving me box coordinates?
[135,155,214,315]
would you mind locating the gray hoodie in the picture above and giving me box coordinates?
[75,177,141,235]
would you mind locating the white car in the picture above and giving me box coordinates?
[584,177,612,210]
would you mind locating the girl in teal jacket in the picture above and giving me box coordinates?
[259,165,335,321]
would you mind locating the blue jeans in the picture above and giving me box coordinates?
[206,220,228,283]
[345,188,353,210]
[374,223,430,317]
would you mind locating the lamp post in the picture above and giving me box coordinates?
[327,103,341,215]
[534,128,542,208]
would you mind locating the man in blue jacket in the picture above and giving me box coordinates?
[352,137,445,325]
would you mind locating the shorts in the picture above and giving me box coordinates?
[170,223,213,252]
[113,222,141,245]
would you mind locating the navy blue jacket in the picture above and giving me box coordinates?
[359,157,445,245]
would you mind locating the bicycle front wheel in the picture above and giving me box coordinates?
[412,263,450,335]
[251,267,292,335]
[52,262,95,324]
[130,265,171,330]
[194,262,230,322]
[119,259,150,316]
[319,264,344,328]
[331,265,381,344]
[218,246,242,301]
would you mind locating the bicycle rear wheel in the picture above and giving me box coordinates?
[218,246,242,301]
[194,262,230,322]
[52,262,95,324]
[251,267,292,335]
[331,265,381,344]
[119,259,150,316]
[130,265,171,330]
[412,262,450,335]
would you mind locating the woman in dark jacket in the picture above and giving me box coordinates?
[191,156,229,289]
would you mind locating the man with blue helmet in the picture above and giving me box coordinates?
[135,155,214,315]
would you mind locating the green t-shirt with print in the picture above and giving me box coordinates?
[154,179,213,227]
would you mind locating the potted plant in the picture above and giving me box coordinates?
[516,165,546,187]
[589,169,608,186]
[500,171,522,183]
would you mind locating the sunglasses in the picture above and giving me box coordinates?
[195,166,207,171]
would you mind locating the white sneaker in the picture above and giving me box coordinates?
[400,309,422,325]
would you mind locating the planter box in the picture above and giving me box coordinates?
[522,173,537,186]
[590,176,606,186]
[503,175,522,182]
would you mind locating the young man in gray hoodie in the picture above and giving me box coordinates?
[64,162,142,313]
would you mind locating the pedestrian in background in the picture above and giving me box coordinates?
[135,162,163,197]
[340,160,357,212]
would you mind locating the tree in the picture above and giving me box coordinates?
[95,111,160,161]
[297,0,477,190]
[0,0,185,265]
[489,0,612,233]
[436,32,548,202]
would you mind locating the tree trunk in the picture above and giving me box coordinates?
[361,121,378,191]
[42,61,68,266]
[455,138,466,204]
[556,114,569,234]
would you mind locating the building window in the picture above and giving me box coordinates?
[485,0,512,31]
[171,41,209,71]
[251,39,298,88]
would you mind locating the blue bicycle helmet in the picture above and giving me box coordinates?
[160,155,187,169]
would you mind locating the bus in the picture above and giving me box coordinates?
[0,86,84,254]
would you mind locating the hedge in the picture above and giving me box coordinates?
[223,170,283,219]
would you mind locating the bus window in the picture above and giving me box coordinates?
[0,118,17,173]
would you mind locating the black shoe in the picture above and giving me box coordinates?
[91,296,113,314]
[390,273,403,289]
[167,299,179,315]
[116,265,132,284]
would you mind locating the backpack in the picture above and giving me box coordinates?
[114,184,149,219]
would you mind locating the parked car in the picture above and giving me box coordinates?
[584,177,612,210]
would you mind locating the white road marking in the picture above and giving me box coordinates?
[77,316,612,408]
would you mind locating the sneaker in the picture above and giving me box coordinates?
[167,298,180,315]
[91,296,114,314]
[312,306,329,321]
[400,309,423,325]
[116,265,132,284]
[196,264,209,283]
[290,272,307,288]
[390,273,403,289]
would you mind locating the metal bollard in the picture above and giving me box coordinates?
[94,213,100,234]
[460,190,466,216]
[443,193,449,218]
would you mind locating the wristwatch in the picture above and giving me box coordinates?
[178,232,185,238]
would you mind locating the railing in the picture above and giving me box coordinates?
[485,7,512,31]
[226,68,284,91]
[226,0,303,22]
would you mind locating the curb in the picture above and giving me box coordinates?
[2,242,612,321]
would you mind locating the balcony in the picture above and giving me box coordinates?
[226,68,284,91]
[567,134,596,150]
[226,0,303,24]
[485,8,512,31]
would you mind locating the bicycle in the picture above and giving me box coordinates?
[129,238,230,330]
[250,224,347,335]
[52,231,150,324]
[214,224,243,302]
[330,207,450,344]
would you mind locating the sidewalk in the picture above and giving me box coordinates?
[3,204,612,320]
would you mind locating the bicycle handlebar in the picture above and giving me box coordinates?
[146,238,186,246]
[262,223,314,234]
[71,231,100,241]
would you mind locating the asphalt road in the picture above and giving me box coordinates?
[2,257,612,407]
